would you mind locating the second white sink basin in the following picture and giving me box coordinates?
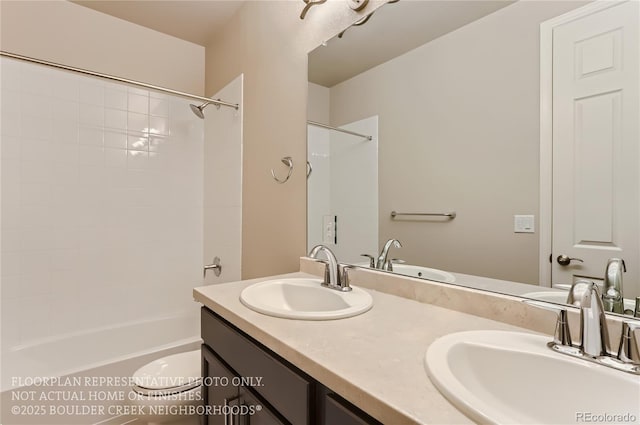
[240,278,373,320]
[426,330,640,424]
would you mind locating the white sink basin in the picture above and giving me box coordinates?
[525,290,635,311]
[240,278,373,320]
[425,330,640,424]
[391,264,456,283]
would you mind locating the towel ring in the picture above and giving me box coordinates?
[271,156,294,184]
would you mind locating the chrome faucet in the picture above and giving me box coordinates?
[603,258,626,314]
[568,280,610,357]
[526,281,639,375]
[376,239,402,270]
[308,245,351,292]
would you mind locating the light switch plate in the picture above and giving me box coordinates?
[322,215,337,244]
[514,215,535,233]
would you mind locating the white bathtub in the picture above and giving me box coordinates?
[1,312,201,392]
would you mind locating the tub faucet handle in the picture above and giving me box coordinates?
[203,257,222,277]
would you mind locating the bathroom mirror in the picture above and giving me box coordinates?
[306,0,640,314]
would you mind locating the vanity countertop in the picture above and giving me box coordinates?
[193,272,537,425]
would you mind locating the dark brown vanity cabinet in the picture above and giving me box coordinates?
[201,346,238,425]
[201,307,381,425]
[202,346,285,425]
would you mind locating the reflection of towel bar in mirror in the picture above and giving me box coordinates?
[391,211,456,219]
[308,120,372,140]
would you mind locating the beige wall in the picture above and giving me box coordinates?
[0,0,204,94]
[308,82,330,123]
[205,1,385,279]
[328,1,585,284]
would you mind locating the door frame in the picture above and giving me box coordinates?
[539,0,630,287]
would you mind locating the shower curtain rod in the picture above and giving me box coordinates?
[307,120,372,140]
[0,51,239,110]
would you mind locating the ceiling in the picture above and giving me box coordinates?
[309,0,514,87]
[71,0,515,83]
[71,0,246,46]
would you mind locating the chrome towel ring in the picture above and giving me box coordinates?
[271,156,294,184]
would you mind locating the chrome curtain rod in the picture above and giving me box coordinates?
[0,51,239,110]
[307,120,372,140]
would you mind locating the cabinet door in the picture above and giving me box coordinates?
[202,308,311,425]
[237,386,285,425]
[321,393,382,425]
[202,345,238,425]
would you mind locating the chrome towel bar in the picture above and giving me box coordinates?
[391,211,456,219]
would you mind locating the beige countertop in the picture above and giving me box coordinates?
[193,272,538,425]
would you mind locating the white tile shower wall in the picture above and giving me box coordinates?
[203,75,243,284]
[329,116,378,263]
[307,125,331,252]
[0,57,203,354]
[306,116,378,263]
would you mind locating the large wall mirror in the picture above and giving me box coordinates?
[306,0,639,316]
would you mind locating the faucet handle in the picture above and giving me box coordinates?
[338,265,354,292]
[617,320,640,365]
[523,300,573,347]
[309,257,330,282]
[360,254,375,268]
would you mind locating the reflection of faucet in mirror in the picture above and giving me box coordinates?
[360,254,376,268]
[307,0,640,309]
[603,258,626,314]
[377,239,402,271]
[361,239,402,271]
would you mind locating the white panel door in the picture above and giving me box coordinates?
[552,0,639,297]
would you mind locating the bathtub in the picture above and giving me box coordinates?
[1,312,201,391]
[1,312,201,424]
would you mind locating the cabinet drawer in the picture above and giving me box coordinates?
[201,308,311,425]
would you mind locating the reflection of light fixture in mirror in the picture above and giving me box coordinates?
[300,0,327,19]
[337,0,398,38]
[338,13,373,38]
[346,0,368,11]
